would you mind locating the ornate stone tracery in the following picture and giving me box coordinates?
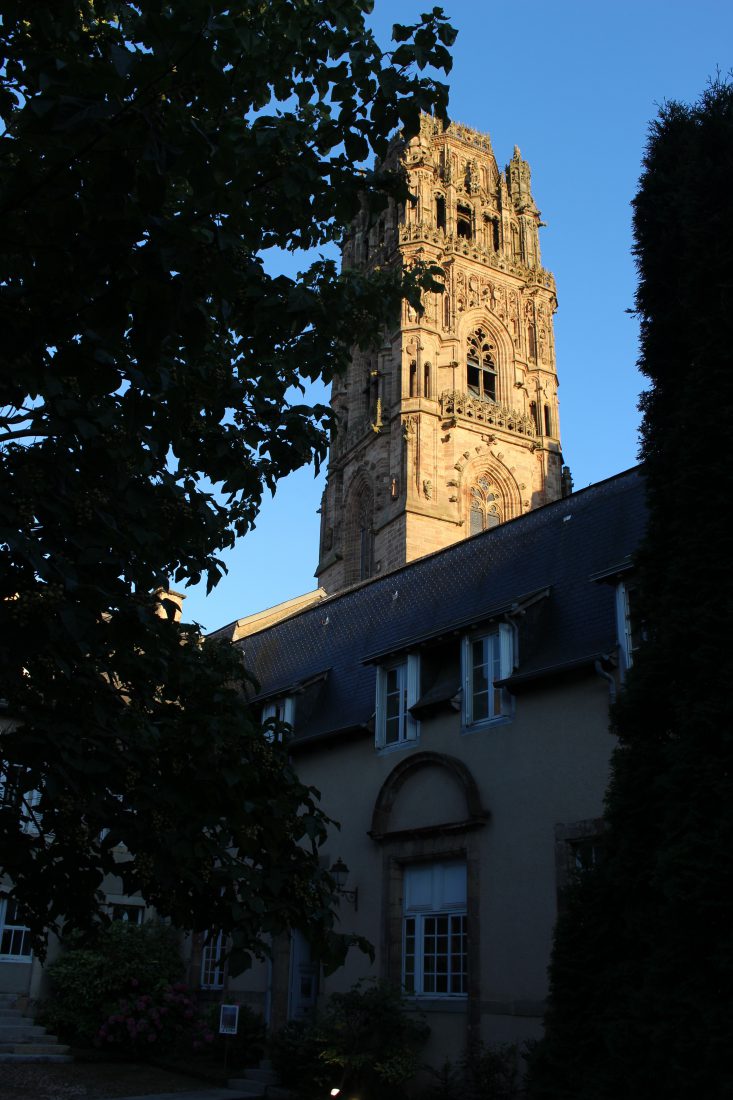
[470,474,501,534]
[316,115,565,593]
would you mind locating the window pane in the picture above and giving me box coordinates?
[472,639,489,720]
[449,915,467,994]
[386,694,400,719]
[472,640,488,685]
[384,664,405,744]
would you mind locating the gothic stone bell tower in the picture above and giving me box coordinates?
[316,116,567,594]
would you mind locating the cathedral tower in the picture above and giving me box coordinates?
[316,117,567,593]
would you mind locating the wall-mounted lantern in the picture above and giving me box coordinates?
[330,857,359,911]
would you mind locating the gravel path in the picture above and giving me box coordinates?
[0,1060,212,1100]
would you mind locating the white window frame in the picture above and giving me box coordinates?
[0,766,42,835]
[262,696,295,742]
[402,862,467,998]
[200,929,226,990]
[615,580,641,677]
[0,898,32,962]
[108,902,145,925]
[461,623,513,728]
[375,654,420,750]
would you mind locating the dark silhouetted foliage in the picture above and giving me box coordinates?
[0,1,455,968]
[528,78,733,1100]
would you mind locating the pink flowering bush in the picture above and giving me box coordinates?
[97,980,215,1056]
[40,923,184,1045]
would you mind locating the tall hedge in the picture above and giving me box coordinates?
[528,80,733,1100]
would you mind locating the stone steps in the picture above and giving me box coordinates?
[0,1040,70,1054]
[227,1061,293,1099]
[0,1052,73,1063]
[0,1023,50,1041]
[0,994,72,1063]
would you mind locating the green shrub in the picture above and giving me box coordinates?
[38,921,183,1044]
[463,1043,520,1100]
[270,980,429,1100]
[270,1018,335,1099]
[422,1044,521,1100]
[423,1059,464,1100]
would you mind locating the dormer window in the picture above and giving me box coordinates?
[456,204,472,240]
[262,697,295,741]
[616,581,645,677]
[461,625,513,728]
[375,655,420,750]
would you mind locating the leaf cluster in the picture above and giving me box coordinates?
[0,1,455,962]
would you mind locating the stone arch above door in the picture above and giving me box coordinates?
[370,751,489,841]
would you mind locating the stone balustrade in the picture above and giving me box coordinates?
[398,222,556,292]
[440,391,537,437]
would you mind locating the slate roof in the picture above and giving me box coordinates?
[231,467,646,747]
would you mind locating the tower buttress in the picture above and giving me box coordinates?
[316,118,565,594]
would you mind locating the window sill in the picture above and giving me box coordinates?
[375,738,419,756]
[404,997,467,1013]
[461,715,511,735]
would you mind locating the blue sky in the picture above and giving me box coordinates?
[183,0,733,630]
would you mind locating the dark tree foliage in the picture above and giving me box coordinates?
[528,80,733,1100]
[0,0,455,971]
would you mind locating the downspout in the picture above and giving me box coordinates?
[264,955,272,1028]
[594,657,616,705]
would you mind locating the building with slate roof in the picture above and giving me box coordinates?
[202,466,645,1063]
[0,116,644,1071]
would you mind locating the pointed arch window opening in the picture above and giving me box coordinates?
[359,524,372,580]
[528,322,538,361]
[357,491,374,581]
[456,204,473,240]
[467,329,497,403]
[470,475,502,535]
[409,360,418,398]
